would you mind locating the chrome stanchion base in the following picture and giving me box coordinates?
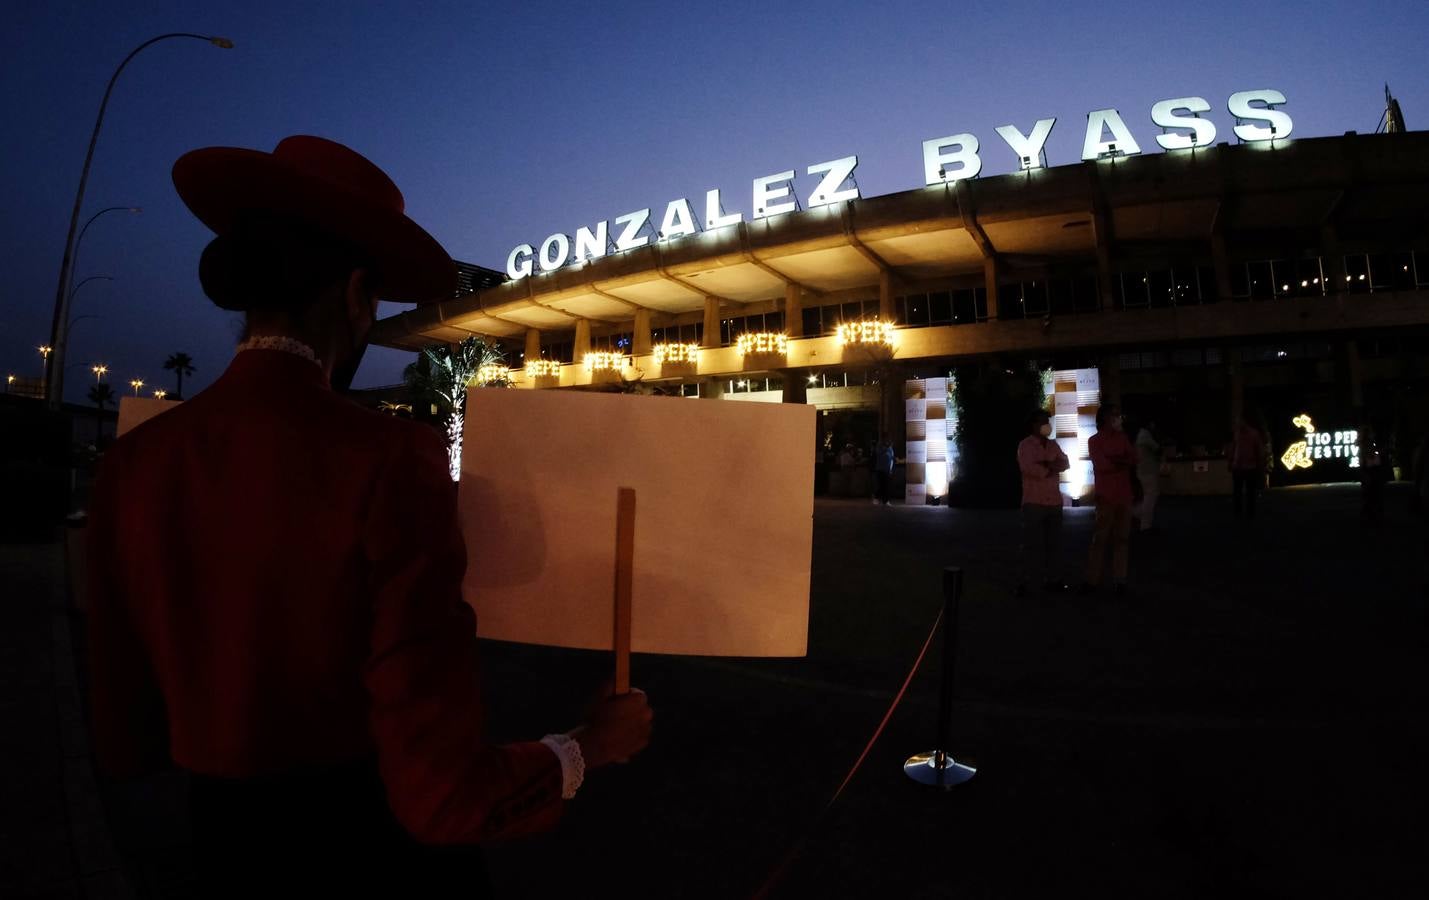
[903,751,976,788]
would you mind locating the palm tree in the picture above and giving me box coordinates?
[403,337,508,481]
[87,382,115,444]
[163,352,195,399]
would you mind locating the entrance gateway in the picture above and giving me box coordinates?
[506,89,1294,279]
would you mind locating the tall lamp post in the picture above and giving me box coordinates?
[44,32,233,409]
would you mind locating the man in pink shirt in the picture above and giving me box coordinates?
[1083,404,1139,594]
[1017,410,1070,594]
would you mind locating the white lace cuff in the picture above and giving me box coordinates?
[539,733,586,800]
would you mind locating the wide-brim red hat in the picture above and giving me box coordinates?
[173,135,455,303]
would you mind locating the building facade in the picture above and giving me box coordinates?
[373,131,1429,498]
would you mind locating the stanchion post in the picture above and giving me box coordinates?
[904,565,976,789]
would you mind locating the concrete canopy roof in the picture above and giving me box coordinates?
[373,132,1429,351]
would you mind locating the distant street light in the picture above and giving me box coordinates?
[6,375,14,391]
[153,389,167,399]
[92,364,109,383]
[44,32,234,409]
[130,378,145,396]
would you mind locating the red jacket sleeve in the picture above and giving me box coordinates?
[361,424,563,844]
[87,447,171,777]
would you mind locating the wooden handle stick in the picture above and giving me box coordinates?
[613,487,635,695]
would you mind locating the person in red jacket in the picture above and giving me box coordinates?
[1081,404,1139,595]
[85,136,651,897]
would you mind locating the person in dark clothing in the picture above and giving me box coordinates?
[873,432,896,505]
[1083,405,1139,595]
[1229,413,1267,518]
[1360,424,1387,523]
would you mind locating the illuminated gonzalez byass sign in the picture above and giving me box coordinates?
[507,88,1295,280]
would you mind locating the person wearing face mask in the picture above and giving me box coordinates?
[1016,410,1070,595]
[84,137,652,897]
[1082,404,1140,595]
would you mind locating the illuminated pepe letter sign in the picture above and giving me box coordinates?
[836,320,895,346]
[735,332,788,356]
[524,359,561,379]
[584,351,627,374]
[652,342,700,366]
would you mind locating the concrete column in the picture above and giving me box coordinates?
[779,368,807,405]
[1210,232,1234,300]
[982,257,1002,320]
[878,269,895,321]
[704,376,725,400]
[1321,225,1347,294]
[701,296,721,348]
[1345,339,1364,410]
[524,328,541,362]
[1094,244,1116,310]
[1099,352,1122,410]
[1228,347,1244,428]
[784,283,803,337]
[573,319,591,361]
[632,308,652,356]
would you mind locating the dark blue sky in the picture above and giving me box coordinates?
[3,0,1425,402]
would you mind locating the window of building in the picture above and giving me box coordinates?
[1246,261,1274,300]
[1344,254,1371,293]
[543,340,573,363]
[1370,251,1416,292]
[927,291,952,324]
[1120,272,1150,308]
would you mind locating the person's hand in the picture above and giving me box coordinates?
[573,685,653,768]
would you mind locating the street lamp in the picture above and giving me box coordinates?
[92,364,109,383]
[44,32,233,409]
[153,389,167,400]
[70,274,115,304]
[72,207,141,282]
[130,378,145,396]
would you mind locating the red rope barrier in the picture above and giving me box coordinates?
[749,605,946,900]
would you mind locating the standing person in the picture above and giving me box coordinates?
[1017,410,1070,594]
[1230,413,1267,518]
[1134,416,1164,533]
[873,432,896,505]
[1082,405,1139,595]
[1360,423,1387,523]
[85,137,653,898]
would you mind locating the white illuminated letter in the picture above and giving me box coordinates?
[1082,110,1142,160]
[613,209,651,251]
[659,198,699,240]
[1228,89,1293,142]
[538,233,570,272]
[806,156,860,206]
[506,243,534,280]
[752,170,797,218]
[922,134,982,185]
[574,221,608,262]
[1151,97,1217,150]
[705,189,742,229]
[994,118,1056,169]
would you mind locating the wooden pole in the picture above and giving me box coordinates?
[613,487,635,695]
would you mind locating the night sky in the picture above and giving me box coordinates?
[3,0,1425,403]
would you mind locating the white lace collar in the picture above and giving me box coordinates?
[235,335,322,369]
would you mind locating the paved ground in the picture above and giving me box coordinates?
[478,485,1428,899]
[4,485,1425,898]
